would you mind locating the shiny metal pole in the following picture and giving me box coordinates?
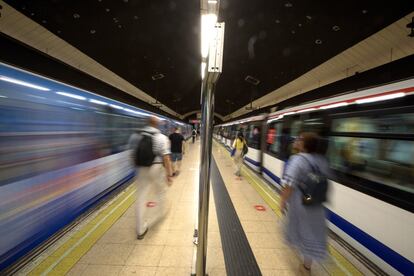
[196,81,215,276]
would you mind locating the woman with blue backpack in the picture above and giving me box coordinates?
[279,132,329,273]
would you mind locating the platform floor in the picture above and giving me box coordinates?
[17,139,364,275]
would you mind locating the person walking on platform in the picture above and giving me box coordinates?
[129,116,174,240]
[279,132,329,273]
[192,128,197,143]
[169,127,185,176]
[232,132,247,177]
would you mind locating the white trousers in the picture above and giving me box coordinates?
[233,150,243,175]
[135,164,167,235]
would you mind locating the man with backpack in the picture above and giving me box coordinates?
[128,116,173,240]
[169,127,185,176]
[192,128,197,143]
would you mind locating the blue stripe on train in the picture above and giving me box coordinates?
[0,172,134,272]
[244,156,260,167]
[326,209,414,275]
[262,167,281,186]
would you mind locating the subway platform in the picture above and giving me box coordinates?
[15,140,366,276]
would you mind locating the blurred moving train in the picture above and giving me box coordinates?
[0,62,192,271]
[214,79,414,275]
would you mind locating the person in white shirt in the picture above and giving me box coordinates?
[129,116,173,239]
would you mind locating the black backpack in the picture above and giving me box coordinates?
[134,132,156,167]
[297,155,328,206]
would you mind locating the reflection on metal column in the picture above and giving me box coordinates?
[196,81,214,276]
[196,22,225,276]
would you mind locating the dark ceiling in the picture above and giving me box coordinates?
[4,0,414,116]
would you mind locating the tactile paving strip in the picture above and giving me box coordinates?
[211,157,262,276]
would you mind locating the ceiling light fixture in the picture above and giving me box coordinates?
[332,25,340,31]
[355,92,405,104]
[0,76,50,91]
[208,0,218,3]
[201,14,218,58]
[245,75,260,86]
[56,91,86,100]
[152,73,165,80]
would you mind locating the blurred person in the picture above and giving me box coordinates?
[232,132,248,177]
[128,116,174,240]
[252,127,260,148]
[279,132,329,273]
[279,127,293,160]
[192,128,197,143]
[169,127,185,176]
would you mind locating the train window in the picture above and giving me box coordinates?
[290,119,303,138]
[328,137,414,193]
[267,122,282,155]
[245,123,261,149]
[302,118,325,135]
[332,113,414,134]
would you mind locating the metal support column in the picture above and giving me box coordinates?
[195,21,224,276]
[195,81,215,276]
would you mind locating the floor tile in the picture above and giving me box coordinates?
[126,245,164,266]
[240,220,268,233]
[81,264,123,276]
[66,263,88,276]
[98,227,137,244]
[246,232,288,249]
[158,246,193,267]
[164,230,193,246]
[136,230,168,246]
[112,217,136,229]
[207,267,227,276]
[119,266,157,276]
[155,266,191,276]
[206,247,225,269]
[80,243,134,265]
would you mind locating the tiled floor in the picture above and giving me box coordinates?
[65,141,203,275]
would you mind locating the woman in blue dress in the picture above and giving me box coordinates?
[280,132,329,272]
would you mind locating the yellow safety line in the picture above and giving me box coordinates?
[214,141,363,276]
[29,185,136,276]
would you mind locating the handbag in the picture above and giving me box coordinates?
[242,141,248,156]
[297,155,328,206]
[230,148,236,157]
